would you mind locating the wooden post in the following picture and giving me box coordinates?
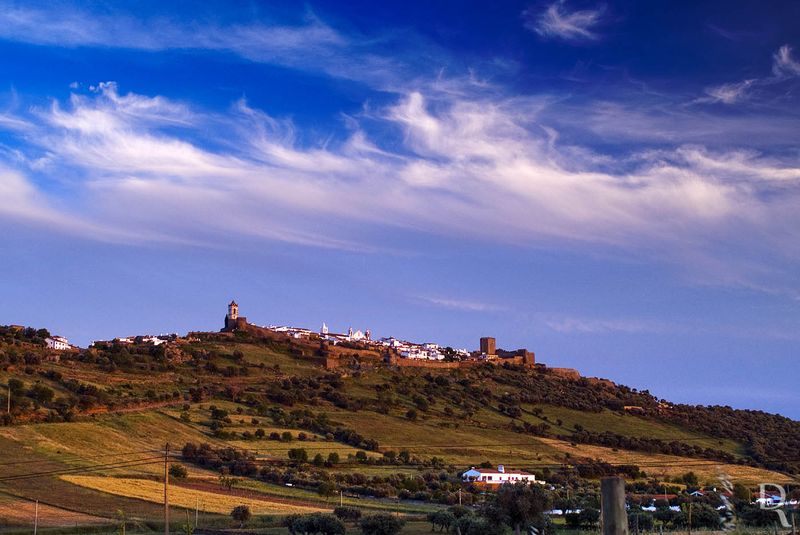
[33,499,39,535]
[7,382,10,414]
[601,477,628,535]
[164,443,170,535]
[340,490,343,507]
[195,497,199,529]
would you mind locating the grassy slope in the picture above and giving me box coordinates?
[0,333,794,531]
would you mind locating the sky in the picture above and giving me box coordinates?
[0,0,799,418]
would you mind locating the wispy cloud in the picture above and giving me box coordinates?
[702,79,756,104]
[415,295,505,312]
[1,80,799,292]
[696,44,800,106]
[524,1,606,42]
[772,44,800,77]
[0,3,445,92]
[543,316,672,334]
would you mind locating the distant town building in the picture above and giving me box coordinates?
[46,336,71,351]
[462,465,542,486]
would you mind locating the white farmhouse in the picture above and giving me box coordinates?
[45,336,71,351]
[462,465,541,486]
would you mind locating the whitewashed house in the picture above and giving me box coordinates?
[462,465,541,486]
[45,336,71,351]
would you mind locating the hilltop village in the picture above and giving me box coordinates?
[44,300,578,377]
[221,300,541,370]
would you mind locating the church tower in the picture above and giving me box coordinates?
[224,300,245,331]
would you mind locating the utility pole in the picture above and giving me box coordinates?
[164,443,170,535]
[339,490,343,507]
[195,497,199,529]
[33,500,39,535]
[601,477,628,535]
[458,488,462,506]
[687,501,693,535]
[7,382,10,414]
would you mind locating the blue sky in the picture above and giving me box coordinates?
[1,0,799,418]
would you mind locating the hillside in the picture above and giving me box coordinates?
[0,323,797,532]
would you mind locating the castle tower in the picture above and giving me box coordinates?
[228,300,239,321]
[480,336,496,356]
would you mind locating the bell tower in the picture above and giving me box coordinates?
[224,300,244,331]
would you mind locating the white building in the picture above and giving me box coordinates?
[46,336,71,351]
[462,465,541,486]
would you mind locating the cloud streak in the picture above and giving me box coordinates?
[0,3,450,92]
[524,1,605,42]
[772,44,800,77]
[0,79,799,294]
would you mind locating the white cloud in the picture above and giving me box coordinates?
[415,296,505,312]
[524,1,605,42]
[0,83,799,290]
[772,44,800,77]
[702,79,755,104]
[0,4,446,92]
[544,316,671,334]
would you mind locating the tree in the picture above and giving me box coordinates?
[579,507,600,528]
[219,473,240,491]
[427,510,455,532]
[28,384,54,405]
[333,506,362,522]
[230,505,251,528]
[454,516,504,535]
[496,482,552,535]
[628,511,654,533]
[285,513,345,535]
[318,481,337,498]
[327,452,340,465]
[288,448,309,463]
[688,503,721,529]
[681,472,699,487]
[359,513,405,535]
[313,453,326,466]
[8,378,24,396]
[169,464,188,479]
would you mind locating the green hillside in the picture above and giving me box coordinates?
[0,324,797,533]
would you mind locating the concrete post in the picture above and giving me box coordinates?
[601,477,628,535]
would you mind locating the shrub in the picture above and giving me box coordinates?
[169,464,188,479]
[230,505,251,527]
[333,506,362,521]
[285,513,345,535]
[359,513,405,535]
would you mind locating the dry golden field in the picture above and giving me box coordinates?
[60,475,328,515]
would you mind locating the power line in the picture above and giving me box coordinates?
[0,449,165,467]
[0,456,175,482]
